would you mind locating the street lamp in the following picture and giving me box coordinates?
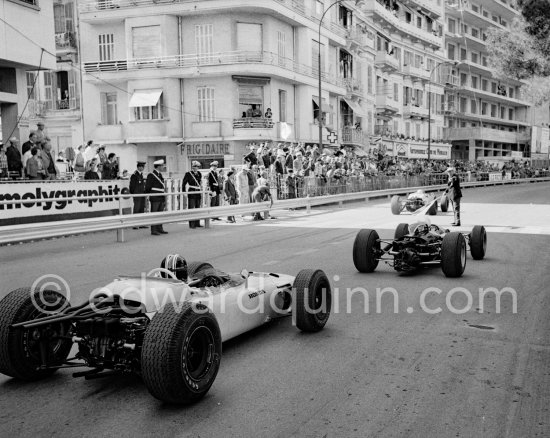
[317,0,365,153]
[427,60,458,162]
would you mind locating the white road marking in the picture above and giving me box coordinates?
[263,260,279,266]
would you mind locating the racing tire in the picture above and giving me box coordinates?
[441,232,467,278]
[293,269,331,332]
[394,223,410,240]
[469,225,487,260]
[390,196,402,215]
[141,302,222,404]
[440,195,449,213]
[0,288,72,381]
[426,201,438,216]
[187,262,214,278]
[353,229,380,273]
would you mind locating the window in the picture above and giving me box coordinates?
[491,104,497,117]
[471,76,478,89]
[277,31,286,66]
[447,18,456,33]
[460,48,467,61]
[416,16,422,29]
[415,124,421,139]
[198,87,215,121]
[131,91,164,121]
[460,97,467,112]
[99,34,114,62]
[482,79,488,91]
[315,0,324,15]
[26,72,37,99]
[367,65,373,94]
[404,51,412,66]
[132,25,161,59]
[426,58,435,72]
[394,83,399,102]
[279,90,287,122]
[481,102,488,115]
[195,24,213,63]
[508,87,514,98]
[508,108,514,120]
[54,4,66,34]
[471,52,478,63]
[64,2,74,32]
[100,92,118,125]
[447,44,455,60]
[491,82,497,94]
[414,54,423,68]
[405,122,410,137]
[44,72,54,110]
[471,99,477,114]
[471,28,479,38]
[460,73,468,86]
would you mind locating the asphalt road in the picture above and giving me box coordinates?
[0,182,549,438]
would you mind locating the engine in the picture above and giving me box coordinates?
[392,236,440,272]
[405,198,424,212]
[73,314,149,373]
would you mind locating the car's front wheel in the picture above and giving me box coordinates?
[353,229,380,273]
[390,196,402,215]
[469,225,487,260]
[141,303,222,404]
[293,269,331,332]
[441,232,467,277]
[0,288,72,380]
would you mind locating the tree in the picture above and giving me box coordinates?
[486,0,550,104]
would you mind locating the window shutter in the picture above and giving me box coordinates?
[101,93,107,124]
[65,2,74,32]
[132,26,161,59]
[54,4,65,34]
[68,70,76,109]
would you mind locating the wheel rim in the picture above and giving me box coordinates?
[23,308,69,365]
[184,325,214,381]
[313,278,331,322]
[460,240,466,267]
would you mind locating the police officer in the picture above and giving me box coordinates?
[445,167,462,226]
[208,161,222,221]
[130,161,147,229]
[182,161,204,229]
[145,159,168,235]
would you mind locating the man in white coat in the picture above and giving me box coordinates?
[236,163,250,204]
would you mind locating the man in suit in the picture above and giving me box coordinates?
[130,161,147,229]
[145,159,168,235]
[445,167,463,226]
[41,141,58,180]
[22,132,37,156]
[207,161,222,221]
[223,170,237,223]
[6,137,22,178]
[182,161,204,229]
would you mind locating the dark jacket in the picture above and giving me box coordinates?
[145,170,165,202]
[447,174,462,200]
[22,141,35,156]
[182,170,203,199]
[6,145,22,172]
[223,178,237,203]
[102,160,118,180]
[208,170,221,194]
[129,171,146,194]
[84,170,100,180]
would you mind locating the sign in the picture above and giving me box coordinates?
[511,151,523,158]
[408,143,451,160]
[396,144,407,157]
[182,142,232,156]
[327,132,338,144]
[0,180,132,226]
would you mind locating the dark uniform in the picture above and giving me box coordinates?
[145,165,167,235]
[182,165,203,228]
[446,170,463,226]
[207,164,221,211]
[129,162,146,215]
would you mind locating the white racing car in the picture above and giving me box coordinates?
[0,257,331,404]
[391,189,449,215]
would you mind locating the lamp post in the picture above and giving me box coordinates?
[317,0,365,153]
[427,60,458,162]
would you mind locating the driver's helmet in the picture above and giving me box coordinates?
[160,254,188,281]
[409,218,431,234]
[408,189,425,199]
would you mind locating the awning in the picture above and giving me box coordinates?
[129,89,162,107]
[343,97,364,117]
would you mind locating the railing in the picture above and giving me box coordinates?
[233,118,274,129]
[443,127,531,143]
[1,176,548,245]
[341,128,368,145]
[347,25,374,49]
[402,64,430,81]
[55,31,77,50]
[83,51,346,88]
[403,104,429,119]
[343,77,364,96]
[374,125,393,136]
[402,0,442,17]
[375,51,400,71]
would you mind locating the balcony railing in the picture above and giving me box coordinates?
[402,64,430,81]
[84,51,347,88]
[27,100,79,117]
[375,51,399,72]
[443,127,530,143]
[233,118,274,129]
[346,25,374,51]
[401,0,442,18]
[55,32,77,50]
[403,104,429,119]
[343,77,364,97]
[374,125,393,137]
[365,0,443,48]
[341,127,368,146]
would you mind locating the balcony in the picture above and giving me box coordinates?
[375,51,399,73]
[403,104,429,119]
[27,100,80,118]
[233,118,275,140]
[343,77,364,98]
[444,127,531,143]
[375,95,399,118]
[364,0,443,49]
[55,32,77,52]
[446,1,506,30]
[127,119,170,142]
[83,51,346,90]
[401,0,442,18]
[456,84,531,106]
[341,127,368,146]
[346,25,375,53]
[374,125,393,137]
[402,64,430,82]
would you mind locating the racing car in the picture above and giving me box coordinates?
[390,190,449,215]
[0,257,331,404]
[352,220,487,277]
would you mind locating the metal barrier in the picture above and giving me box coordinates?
[0,176,548,245]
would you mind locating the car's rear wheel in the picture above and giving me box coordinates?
[390,196,402,215]
[470,225,487,260]
[293,269,331,332]
[353,229,380,273]
[440,195,449,212]
[141,302,222,404]
[0,288,72,380]
[441,233,467,278]
[394,223,410,240]
[187,262,214,278]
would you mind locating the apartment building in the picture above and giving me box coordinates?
[78,0,375,175]
[363,0,452,161]
[26,0,83,157]
[0,0,56,143]
[443,0,532,161]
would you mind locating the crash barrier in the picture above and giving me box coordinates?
[0,176,549,245]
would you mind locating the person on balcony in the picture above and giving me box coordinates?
[264,108,272,118]
[251,104,262,118]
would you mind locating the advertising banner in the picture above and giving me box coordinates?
[0,180,132,226]
[408,143,451,160]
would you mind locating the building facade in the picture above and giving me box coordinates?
[0,0,56,144]
[443,0,532,162]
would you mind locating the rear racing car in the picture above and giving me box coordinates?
[0,257,331,404]
[391,190,449,216]
[352,220,487,277]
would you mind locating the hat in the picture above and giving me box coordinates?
[137,161,146,167]
[153,159,165,166]
[191,160,201,167]
[210,161,219,167]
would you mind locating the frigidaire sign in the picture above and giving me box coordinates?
[182,143,232,156]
